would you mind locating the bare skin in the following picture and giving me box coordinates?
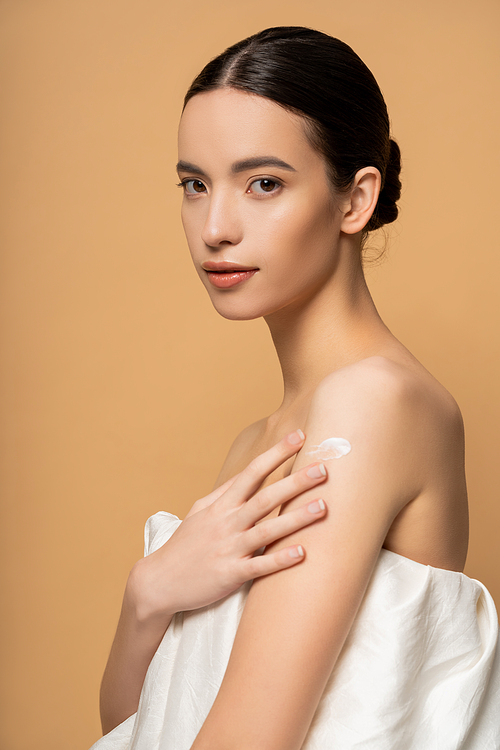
[177,89,468,750]
[100,87,468,747]
[216,352,468,571]
[179,89,467,574]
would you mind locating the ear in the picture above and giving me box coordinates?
[340,167,381,235]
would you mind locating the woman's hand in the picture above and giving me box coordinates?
[127,430,328,622]
[101,430,327,733]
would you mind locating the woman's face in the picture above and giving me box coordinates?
[177,88,346,321]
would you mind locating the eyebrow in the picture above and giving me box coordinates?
[176,156,296,176]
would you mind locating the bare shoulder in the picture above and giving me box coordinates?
[299,355,465,509]
[310,355,463,449]
[301,355,467,569]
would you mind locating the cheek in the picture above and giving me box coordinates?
[180,205,190,244]
[257,197,339,278]
[181,205,203,258]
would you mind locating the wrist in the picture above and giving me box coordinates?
[125,557,177,626]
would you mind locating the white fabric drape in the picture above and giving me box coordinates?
[91,512,500,750]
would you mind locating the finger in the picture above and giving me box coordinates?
[223,430,306,508]
[203,472,243,507]
[243,544,307,579]
[238,461,327,527]
[243,498,326,553]
[185,473,244,519]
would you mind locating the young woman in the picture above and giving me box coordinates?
[91,27,500,750]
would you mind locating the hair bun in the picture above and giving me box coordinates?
[367,139,401,231]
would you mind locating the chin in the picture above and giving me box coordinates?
[209,294,304,322]
[210,301,267,322]
[202,276,314,321]
[204,290,279,321]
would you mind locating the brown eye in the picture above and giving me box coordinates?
[249,178,281,195]
[184,179,207,194]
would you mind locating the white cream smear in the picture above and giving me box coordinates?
[305,437,352,461]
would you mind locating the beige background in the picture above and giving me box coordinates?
[0,1,499,748]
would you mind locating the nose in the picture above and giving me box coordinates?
[200,190,243,248]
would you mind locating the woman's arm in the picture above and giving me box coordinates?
[99,432,330,735]
[191,360,436,750]
[99,585,174,735]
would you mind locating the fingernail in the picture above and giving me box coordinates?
[289,545,304,558]
[306,463,327,479]
[288,429,305,445]
[308,499,326,514]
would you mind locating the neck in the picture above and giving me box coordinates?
[264,241,392,411]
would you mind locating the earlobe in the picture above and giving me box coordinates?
[340,168,381,235]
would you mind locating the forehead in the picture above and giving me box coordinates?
[178,88,320,172]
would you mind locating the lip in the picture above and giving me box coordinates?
[205,268,258,289]
[201,261,259,272]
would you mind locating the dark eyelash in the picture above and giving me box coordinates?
[176,178,207,192]
[176,178,281,192]
[249,177,283,193]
